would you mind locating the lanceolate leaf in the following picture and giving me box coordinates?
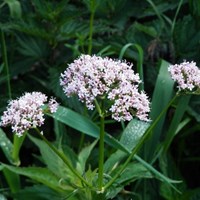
[162,95,191,153]
[104,119,150,172]
[145,60,174,161]
[48,106,129,154]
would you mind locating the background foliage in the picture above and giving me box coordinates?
[1,0,200,199]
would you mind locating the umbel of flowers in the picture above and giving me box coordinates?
[0,92,59,137]
[60,54,150,122]
[168,61,200,93]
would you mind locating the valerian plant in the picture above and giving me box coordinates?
[1,54,200,199]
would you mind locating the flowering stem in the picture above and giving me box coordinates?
[88,0,95,55]
[103,94,178,191]
[0,29,12,99]
[98,115,105,191]
[35,128,92,188]
[12,133,26,166]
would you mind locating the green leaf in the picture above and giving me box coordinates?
[134,22,158,37]
[174,15,200,60]
[104,119,150,172]
[13,185,65,200]
[28,134,76,181]
[0,194,7,200]
[145,60,174,161]
[187,95,200,122]
[116,162,153,184]
[107,162,153,199]
[0,165,4,171]
[189,0,200,17]
[0,128,13,164]
[162,95,191,153]
[2,167,21,193]
[181,188,200,200]
[4,0,22,18]
[17,36,48,59]
[48,106,129,154]
[77,140,98,174]
[2,164,65,192]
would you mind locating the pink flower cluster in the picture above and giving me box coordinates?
[0,92,59,136]
[168,61,200,92]
[60,54,150,121]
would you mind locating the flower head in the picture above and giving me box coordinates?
[0,92,58,136]
[48,97,59,113]
[60,54,150,121]
[168,61,200,92]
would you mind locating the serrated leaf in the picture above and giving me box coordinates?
[28,135,76,181]
[77,140,98,174]
[17,36,48,59]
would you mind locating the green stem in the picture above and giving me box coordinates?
[0,29,11,99]
[98,115,105,191]
[146,0,167,35]
[34,128,92,188]
[12,133,26,166]
[88,0,95,55]
[103,94,178,191]
[171,0,184,36]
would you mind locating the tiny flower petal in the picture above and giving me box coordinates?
[0,92,58,136]
[60,54,150,122]
[48,97,59,113]
[168,61,200,92]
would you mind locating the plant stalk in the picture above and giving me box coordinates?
[88,0,95,55]
[0,29,11,99]
[12,133,26,166]
[98,115,105,191]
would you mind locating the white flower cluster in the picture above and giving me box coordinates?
[60,54,150,121]
[168,61,200,91]
[0,92,59,136]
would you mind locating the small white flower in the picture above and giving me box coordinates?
[168,61,200,92]
[60,54,150,121]
[0,92,58,136]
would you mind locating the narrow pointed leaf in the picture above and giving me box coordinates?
[104,119,150,172]
[47,106,129,154]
